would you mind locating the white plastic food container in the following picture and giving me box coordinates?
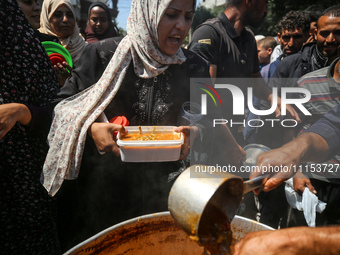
[117,126,184,162]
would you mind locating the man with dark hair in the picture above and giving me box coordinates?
[246,11,310,147]
[281,46,340,227]
[249,8,340,229]
[255,8,340,229]
[188,0,268,146]
[188,0,299,147]
[234,103,340,254]
[258,8,340,149]
[234,55,340,252]
[270,8,340,88]
[267,10,311,78]
[234,83,340,254]
[189,0,268,79]
[188,0,300,221]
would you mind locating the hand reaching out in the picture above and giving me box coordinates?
[54,61,72,86]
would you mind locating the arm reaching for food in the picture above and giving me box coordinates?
[250,132,330,193]
[234,225,340,255]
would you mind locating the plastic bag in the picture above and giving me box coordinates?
[285,178,327,227]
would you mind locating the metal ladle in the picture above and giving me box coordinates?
[168,144,271,253]
[168,166,268,240]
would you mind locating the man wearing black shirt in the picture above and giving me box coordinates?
[188,0,300,146]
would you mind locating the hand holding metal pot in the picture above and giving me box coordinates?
[250,149,298,194]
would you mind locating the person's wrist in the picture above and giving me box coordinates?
[15,103,31,125]
[297,133,319,161]
[281,136,308,163]
[87,122,96,137]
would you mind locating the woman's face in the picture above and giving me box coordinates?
[17,0,41,30]
[50,4,75,39]
[89,6,109,35]
[157,0,194,56]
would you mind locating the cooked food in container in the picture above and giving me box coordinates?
[117,126,184,162]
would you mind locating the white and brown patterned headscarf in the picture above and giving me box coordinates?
[42,0,194,196]
[39,0,86,65]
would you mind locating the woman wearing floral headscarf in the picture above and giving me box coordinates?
[39,0,86,65]
[85,2,119,43]
[43,0,205,196]
[1,0,61,253]
[42,0,213,248]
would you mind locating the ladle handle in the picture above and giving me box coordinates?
[243,174,270,194]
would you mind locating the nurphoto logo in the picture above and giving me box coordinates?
[193,78,312,129]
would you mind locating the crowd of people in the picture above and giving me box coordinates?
[1,0,340,254]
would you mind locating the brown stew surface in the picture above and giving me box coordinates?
[121,133,180,141]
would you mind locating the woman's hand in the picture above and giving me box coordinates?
[87,122,126,156]
[174,125,199,160]
[54,61,72,86]
[0,103,31,140]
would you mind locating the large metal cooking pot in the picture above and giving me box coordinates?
[64,212,273,255]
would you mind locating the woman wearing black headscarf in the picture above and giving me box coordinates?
[0,0,61,253]
[85,2,119,43]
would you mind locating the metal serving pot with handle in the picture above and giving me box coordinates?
[168,144,272,251]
